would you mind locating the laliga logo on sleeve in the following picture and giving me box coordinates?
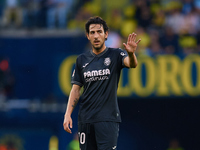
[120,52,126,56]
[72,69,75,77]
[104,57,111,66]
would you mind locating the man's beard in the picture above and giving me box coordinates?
[92,42,104,51]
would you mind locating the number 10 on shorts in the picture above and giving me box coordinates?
[78,132,86,144]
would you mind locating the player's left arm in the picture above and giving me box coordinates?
[123,32,141,68]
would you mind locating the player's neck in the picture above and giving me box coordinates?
[92,45,107,55]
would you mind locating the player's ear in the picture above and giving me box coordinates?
[86,33,90,40]
[105,31,108,40]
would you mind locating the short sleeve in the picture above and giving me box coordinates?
[118,48,128,68]
[71,56,83,87]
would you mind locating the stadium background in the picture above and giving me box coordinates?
[0,0,200,150]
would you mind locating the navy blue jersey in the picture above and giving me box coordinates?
[71,47,128,124]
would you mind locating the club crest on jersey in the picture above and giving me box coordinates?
[104,57,111,66]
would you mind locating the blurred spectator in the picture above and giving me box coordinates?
[167,138,184,150]
[105,8,122,32]
[0,0,199,55]
[149,29,160,43]
[134,26,151,55]
[159,26,180,54]
[38,0,48,28]
[147,41,163,56]
[182,0,195,14]
[46,0,73,29]
[122,2,136,19]
[152,9,166,29]
[147,29,163,56]
[138,5,153,29]
[67,6,92,31]
[179,34,198,55]
[120,19,137,38]
[194,0,200,12]
[81,1,101,17]
[135,0,153,29]
[181,8,200,34]
[164,2,185,34]
[2,0,23,28]
[105,31,122,48]
[21,0,41,29]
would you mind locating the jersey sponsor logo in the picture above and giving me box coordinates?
[104,57,111,66]
[85,76,109,82]
[84,69,110,78]
[83,69,110,82]
[120,52,126,56]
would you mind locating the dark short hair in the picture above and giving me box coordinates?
[85,16,109,34]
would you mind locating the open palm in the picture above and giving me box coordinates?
[123,33,141,54]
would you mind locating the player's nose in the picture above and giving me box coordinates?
[94,32,99,38]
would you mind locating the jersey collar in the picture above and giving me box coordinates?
[90,47,109,57]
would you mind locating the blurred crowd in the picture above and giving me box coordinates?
[0,0,200,56]
[0,0,75,29]
[0,0,200,100]
[69,0,200,56]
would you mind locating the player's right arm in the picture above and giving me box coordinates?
[63,84,81,133]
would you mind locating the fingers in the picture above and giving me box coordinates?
[128,34,131,43]
[65,123,72,133]
[123,43,130,52]
[70,120,73,129]
[131,32,137,42]
[136,39,141,44]
[63,120,73,134]
[125,33,140,50]
[123,43,127,48]
[128,32,138,43]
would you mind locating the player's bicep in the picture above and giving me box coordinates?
[123,56,130,68]
[71,84,82,97]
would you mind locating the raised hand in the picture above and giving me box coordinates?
[123,32,141,54]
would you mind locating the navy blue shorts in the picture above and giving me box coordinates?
[78,122,119,150]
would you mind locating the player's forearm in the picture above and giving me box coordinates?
[128,53,138,68]
[65,87,81,117]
